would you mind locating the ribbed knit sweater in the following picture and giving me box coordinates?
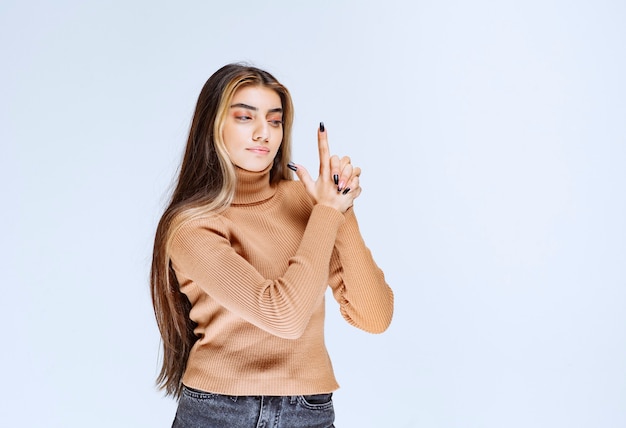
[170,165,394,396]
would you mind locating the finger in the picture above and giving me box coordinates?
[317,122,330,179]
[329,155,341,186]
[338,162,353,192]
[341,175,360,196]
[340,165,360,194]
[291,163,315,194]
[339,156,352,170]
[337,156,352,190]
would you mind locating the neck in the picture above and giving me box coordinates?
[232,164,277,205]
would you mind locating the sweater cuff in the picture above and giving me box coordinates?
[310,204,346,229]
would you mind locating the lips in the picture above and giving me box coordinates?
[247,146,270,154]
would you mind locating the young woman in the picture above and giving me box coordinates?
[151,63,394,427]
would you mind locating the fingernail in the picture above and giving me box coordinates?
[337,181,345,191]
[342,187,351,195]
[287,162,297,172]
[319,122,325,132]
[333,174,339,185]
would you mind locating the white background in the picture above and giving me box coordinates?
[2,1,625,427]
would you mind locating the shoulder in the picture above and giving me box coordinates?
[171,214,231,249]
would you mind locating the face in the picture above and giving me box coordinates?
[222,85,283,172]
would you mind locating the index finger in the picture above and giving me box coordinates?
[318,122,330,177]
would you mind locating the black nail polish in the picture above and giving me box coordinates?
[333,174,339,185]
[319,122,325,132]
[287,162,297,172]
[342,187,351,195]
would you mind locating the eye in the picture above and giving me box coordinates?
[269,119,283,127]
[236,115,252,122]
[267,114,283,127]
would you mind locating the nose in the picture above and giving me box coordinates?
[253,121,269,142]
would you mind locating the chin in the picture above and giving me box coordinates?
[237,162,273,172]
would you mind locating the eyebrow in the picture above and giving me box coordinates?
[230,103,283,114]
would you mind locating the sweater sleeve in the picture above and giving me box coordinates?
[328,208,394,333]
[170,204,345,340]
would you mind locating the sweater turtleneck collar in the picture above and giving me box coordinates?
[232,164,277,205]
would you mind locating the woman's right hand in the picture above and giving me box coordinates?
[290,123,361,213]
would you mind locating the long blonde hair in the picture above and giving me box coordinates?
[150,63,294,397]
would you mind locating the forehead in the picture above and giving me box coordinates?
[231,85,282,109]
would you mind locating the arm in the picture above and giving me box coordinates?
[328,208,394,333]
[170,204,345,340]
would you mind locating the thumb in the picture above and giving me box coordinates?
[290,162,315,193]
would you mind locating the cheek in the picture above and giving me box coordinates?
[273,138,283,154]
[273,129,284,146]
[222,125,242,150]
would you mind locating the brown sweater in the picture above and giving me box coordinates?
[170,166,394,396]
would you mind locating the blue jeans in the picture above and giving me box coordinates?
[172,386,335,427]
